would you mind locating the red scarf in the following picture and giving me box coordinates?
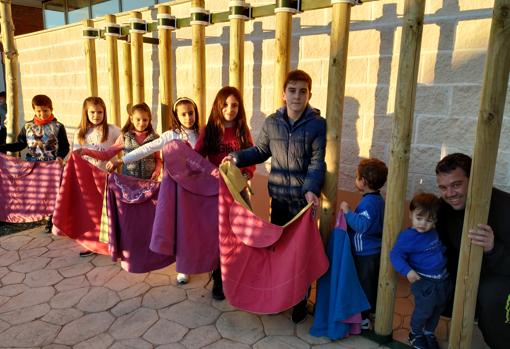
[34,114,55,126]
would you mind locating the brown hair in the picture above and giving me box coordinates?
[435,152,472,178]
[32,95,53,110]
[358,158,388,191]
[203,86,252,153]
[170,97,200,134]
[283,69,312,92]
[77,96,109,145]
[121,102,154,134]
[409,192,441,220]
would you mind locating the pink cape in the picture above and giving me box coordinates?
[0,152,62,223]
[218,164,329,314]
[149,140,220,274]
[52,152,109,255]
[107,173,174,273]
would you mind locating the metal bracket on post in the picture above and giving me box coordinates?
[129,18,148,34]
[190,7,211,26]
[104,23,122,37]
[331,0,362,5]
[83,27,100,39]
[157,13,177,30]
[229,1,252,20]
[274,0,301,14]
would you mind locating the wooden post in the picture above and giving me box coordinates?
[158,5,174,133]
[130,11,144,104]
[0,0,19,142]
[374,0,426,340]
[121,40,133,123]
[448,1,510,348]
[105,14,121,127]
[319,1,352,243]
[83,19,98,97]
[228,0,247,95]
[273,3,294,109]
[191,0,207,126]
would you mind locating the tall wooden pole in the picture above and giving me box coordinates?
[130,12,144,105]
[105,15,121,127]
[121,40,132,123]
[273,4,294,109]
[374,0,426,340]
[319,1,352,243]
[448,1,510,347]
[191,0,207,126]
[158,5,174,133]
[228,1,247,95]
[0,0,19,142]
[83,19,98,97]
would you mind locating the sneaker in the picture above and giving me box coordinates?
[79,250,95,257]
[409,332,429,349]
[425,333,440,349]
[361,318,371,330]
[211,269,225,300]
[291,299,308,324]
[176,273,189,285]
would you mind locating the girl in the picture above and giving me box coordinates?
[81,102,162,180]
[195,86,256,300]
[117,97,200,285]
[73,96,121,171]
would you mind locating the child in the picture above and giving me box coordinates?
[73,96,121,171]
[339,158,387,329]
[195,86,256,301]
[225,70,326,323]
[83,102,162,180]
[114,97,200,285]
[0,94,70,232]
[390,193,452,349]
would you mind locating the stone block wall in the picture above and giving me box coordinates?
[12,0,509,197]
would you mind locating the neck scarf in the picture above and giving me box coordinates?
[34,114,55,126]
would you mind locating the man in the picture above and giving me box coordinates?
[435,153,510,349]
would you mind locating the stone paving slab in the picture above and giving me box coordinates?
[0,227,490,349]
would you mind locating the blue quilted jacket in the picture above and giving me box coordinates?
[232,105,326,201]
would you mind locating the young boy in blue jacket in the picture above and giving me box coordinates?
[340,158,387,329]
[390,193,452,349]
[225,69,326,323]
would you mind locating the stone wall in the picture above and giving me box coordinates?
[12,0,510,196]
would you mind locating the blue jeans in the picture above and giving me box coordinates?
[410,276,452,334]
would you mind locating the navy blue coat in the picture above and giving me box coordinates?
[233,105,326,202]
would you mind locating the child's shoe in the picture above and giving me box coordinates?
[424,333,440,349]
[79,250,95,257]
[176,273,189,285]
[291,299,308,324]
[361,318,371,330]
[409,332,428,349]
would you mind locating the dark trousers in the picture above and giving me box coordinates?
[353,253,380,319]
[410,276,452,334]
[0,127,6,147]
[270,198,307,226]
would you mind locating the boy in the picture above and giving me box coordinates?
[0,94,70,232]
[390,192,452,349]
[339,158,387,329]
[225,69,326,323]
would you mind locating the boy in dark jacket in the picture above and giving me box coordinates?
[226,69,326,323]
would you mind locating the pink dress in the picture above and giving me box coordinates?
[149,140,220,274]
[218,165,329,314]
[107,173,174,273]
[52,151,109,255]
[0,152,62,223]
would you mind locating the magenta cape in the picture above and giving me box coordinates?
[150,140,220,274]
[218,163,329,314]
[52,152,109,255]
[107,173,174,273]
[0,153,62,223]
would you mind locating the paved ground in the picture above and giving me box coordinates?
[0,226,489,348]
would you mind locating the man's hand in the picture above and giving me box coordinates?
[305,191,319,206]
[339,201,350,213]
[468,223,495,253]
[221,155,235,165]
[407,270,421,283]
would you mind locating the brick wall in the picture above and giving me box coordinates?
[12,0,509,196]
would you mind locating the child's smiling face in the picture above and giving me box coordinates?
[131,110,150,132]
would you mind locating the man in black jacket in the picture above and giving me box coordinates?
[435,153,510,349]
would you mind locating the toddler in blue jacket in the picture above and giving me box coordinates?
[390,192,452,349]
[340,158,387,329]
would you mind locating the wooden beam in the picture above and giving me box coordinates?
[121,40,132,124]
[273,7,294,109]
[192,0,207,126]
[228,1,247,96]
[0,0,19,142]
[83,19,98,97]
[374,0,426,341]
[105,14,121,127]
[448,1,510,348]
[158,5,174,133]
[130,11,144,104]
